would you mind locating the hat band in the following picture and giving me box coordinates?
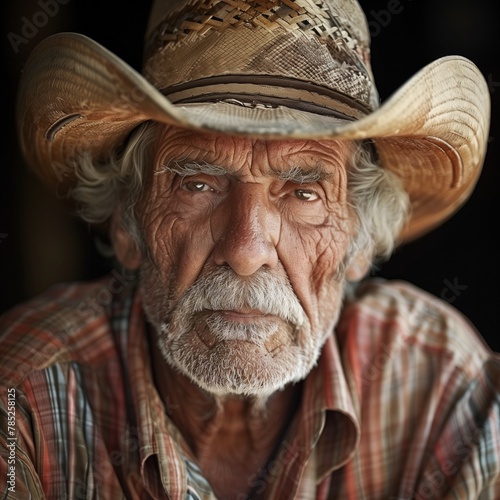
[162,75,371,120]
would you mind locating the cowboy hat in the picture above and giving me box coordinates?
[15,0,490,243]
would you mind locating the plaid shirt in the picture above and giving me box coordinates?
[0,273,499,499]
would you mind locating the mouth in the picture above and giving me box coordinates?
[217,309,271,324]
[193,309,294,354]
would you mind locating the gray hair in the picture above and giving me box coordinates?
[70,121,157,250]
[346,143,410,264]
[70,121,410,266]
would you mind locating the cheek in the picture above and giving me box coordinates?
[279,214,352,281]
[311,217,353,286]
[277,214,352,321]
[140,203,216,298]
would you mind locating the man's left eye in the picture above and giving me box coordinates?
[294,189,319,201]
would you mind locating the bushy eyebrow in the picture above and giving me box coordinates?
[157,159,228,177]
[157,158,331,183]
[270,165,332,184]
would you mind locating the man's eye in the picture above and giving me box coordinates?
[182,181,211,192]
[294,189,319,201]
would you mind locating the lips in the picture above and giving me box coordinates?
[218,309,270,324]
[194,309,295,354]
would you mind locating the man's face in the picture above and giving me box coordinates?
[132,125,359,396]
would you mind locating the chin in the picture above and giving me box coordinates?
[157,322,323,397]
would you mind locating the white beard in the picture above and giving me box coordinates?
[141,264,343,396]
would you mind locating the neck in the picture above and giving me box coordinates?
[150,337,300,498]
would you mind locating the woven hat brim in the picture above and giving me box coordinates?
[16,33,490,243]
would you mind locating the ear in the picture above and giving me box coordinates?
[345,251,372,282]
[109,210,142,270]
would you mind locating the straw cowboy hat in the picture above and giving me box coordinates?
[16,0,490,243]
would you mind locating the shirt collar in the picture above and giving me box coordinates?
[303,334,360,481]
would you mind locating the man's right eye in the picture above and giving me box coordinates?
[181,180,212,192]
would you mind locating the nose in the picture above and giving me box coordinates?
[212,183,280,276]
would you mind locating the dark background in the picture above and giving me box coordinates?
[1,1,499,351]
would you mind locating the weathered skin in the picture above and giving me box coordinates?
[111,124,367,498]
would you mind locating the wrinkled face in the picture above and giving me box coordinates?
[122,125,363,396]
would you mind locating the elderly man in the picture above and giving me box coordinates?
[1,0,499,498]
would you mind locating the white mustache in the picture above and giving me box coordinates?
[172,267,306,327]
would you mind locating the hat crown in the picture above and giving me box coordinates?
[143,0,379,118]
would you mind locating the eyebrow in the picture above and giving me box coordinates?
[157,159,331,183]
[157,159,228,177]
[270,165,332,183]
